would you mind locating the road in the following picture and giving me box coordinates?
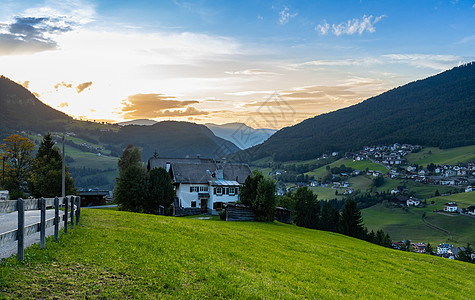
[0,210,64,260]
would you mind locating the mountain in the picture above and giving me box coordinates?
[99,121,241,159]
[0,76,73,135]
[233,62,475,162]
[116,119,157,126]
[205,123,276,149]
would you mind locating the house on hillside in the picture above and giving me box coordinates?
[444,202,458,213]
[412,242,426,253]
[406,197,421,207]
[147,157,252,216]
[437,243,453,254]
[466,205,475,216]
[465,186,473,193]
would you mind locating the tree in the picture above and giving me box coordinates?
[30,133,77,197]
[455,244,474,263]
[147,167,174,215]
[320,200,339,232]
[434,189,440,197]
[1,134,35,198]
[239,170,264,207]
[254,177,277,222]
[426,243,435,255]
[294,187,320,229]
[340,199,365,239]
[372,176,385,188]
[114,145,148,212]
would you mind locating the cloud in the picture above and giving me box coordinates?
[75,81,92,93]
[316,15,386,36]
[382,54,463,70]
[58,102,68,108]
[0,16,75,55]
[279,7,297,25]
[121,93,206,119]
[54,81,73,89]
[0,0,95,56]
[224,69,281,76]
[19,80,29,89]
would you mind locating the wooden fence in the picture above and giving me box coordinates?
[0,196,81,261]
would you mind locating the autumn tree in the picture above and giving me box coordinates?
[1,134,35,198]
[29,133,77,197]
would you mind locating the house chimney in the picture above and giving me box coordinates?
[166,161,171,172]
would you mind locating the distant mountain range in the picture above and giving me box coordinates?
[116,119,276,149]
[205,123,276,149]
[232,62,475,162]
[0,76,240,160]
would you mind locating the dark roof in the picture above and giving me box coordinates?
[147,157,251,184]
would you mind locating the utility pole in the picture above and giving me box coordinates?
[62,135,65,197]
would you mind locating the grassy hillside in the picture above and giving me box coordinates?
[406,145,475,166]
[362,192,475,246]
[305,158,388,180]
[1,209,474,299]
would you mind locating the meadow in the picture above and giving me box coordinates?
[362,192,475,246]
[406,145,475,166]
[0,209,474,299]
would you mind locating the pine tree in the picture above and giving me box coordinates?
[30,133,76,197]
[339,199,365,239]
[147,167,174,215]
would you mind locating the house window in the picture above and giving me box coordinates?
[190,186,199,192]
[199,186,208,192]
[229,187,236,195]
[213,202,223,210]
[191,201,197,208]
[215,187,223,195]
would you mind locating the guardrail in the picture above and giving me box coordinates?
[0,196,81,261]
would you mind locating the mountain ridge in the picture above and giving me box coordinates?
[232,62,475,162]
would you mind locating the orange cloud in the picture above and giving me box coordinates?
[54,81,73,89]
[121,93,207,119]
[58,102,69,108]
[76,81,93,93]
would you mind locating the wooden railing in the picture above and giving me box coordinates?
[0,196,81,261]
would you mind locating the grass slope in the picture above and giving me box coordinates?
[406,145,475,166]
[1,209,474,299]
[362,192,475,246]
[306,158,388,180]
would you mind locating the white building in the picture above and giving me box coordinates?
[148,157,251,215]
[437,243,453,254]
[444,202,458,212]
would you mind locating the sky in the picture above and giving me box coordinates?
[0,0,474,129]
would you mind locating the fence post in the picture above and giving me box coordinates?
[64,196,68,234]
[76,196,81,225]
[40,197,46,249]
[70,196,74,229]
[17,198,24,261]
[54,197,59,241]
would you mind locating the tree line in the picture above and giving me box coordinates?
[0,133,76,199]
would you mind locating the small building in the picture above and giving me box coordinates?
[437,243,453,254]
[0,190,9,200]
[466,205,475,216]
[412,242,426,253]
[465,186,473,193]
[444,202,458,212]
[406,197,421,207]
[275,207,291,224]
[224,203,255,221]
[79,190,111,206]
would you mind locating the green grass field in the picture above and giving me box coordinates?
[406,145,475,166]
[305,158,389,180]
[362,192,475,247]
[308,186,345,200]
[1,209,474,299]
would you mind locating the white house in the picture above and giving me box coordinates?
[147,157,252,215]
[406,197,421,207]
[437,243,453,254]
[464,186,473,193]
[444,202,458,212]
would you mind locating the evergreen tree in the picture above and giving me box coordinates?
[114,145,148,212]
[426,243,435,255]
[254,177,277,222]
[239,170,264,207]
[30,133,77,197]
[339,199,365,239]
[146,167,174,215]
[320,200,339,232]
[294,187,320,229]
[455,244,474,263]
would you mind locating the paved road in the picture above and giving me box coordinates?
[0,210,64,260]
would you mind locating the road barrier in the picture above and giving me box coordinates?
[0,196,80,261]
